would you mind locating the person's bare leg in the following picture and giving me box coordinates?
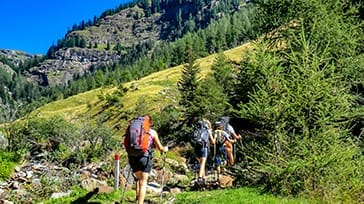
[227,150,234,165]
[134,171,141,201]
[216,165,221,174]
[199,157,207,178]
[135,171,149,204]
[135,176,140,201]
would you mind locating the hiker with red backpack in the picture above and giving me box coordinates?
[123,114,168,204]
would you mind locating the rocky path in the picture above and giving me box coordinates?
[0,152,234,203]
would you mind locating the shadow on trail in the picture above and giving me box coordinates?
[71,187,101,204]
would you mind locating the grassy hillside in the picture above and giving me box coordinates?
[31,42,252,131]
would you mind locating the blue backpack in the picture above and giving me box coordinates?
[191,120,210,147]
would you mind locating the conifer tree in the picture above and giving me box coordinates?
[235,0,364,201]
[195,76,230,121]
[211,53,236,107]
[177,47,201,135]
[106,41,110,50]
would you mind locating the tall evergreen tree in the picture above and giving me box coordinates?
[211,53,236,107]
[195,75,230,122]
[177,47,201,138]
[234,0,364,202]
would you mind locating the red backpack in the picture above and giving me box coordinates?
[123,116,152,156]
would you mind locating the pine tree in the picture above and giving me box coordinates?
[235,0,364,201]
[196,75,230,121]
[113,42,122,54]
[106,41,110,50]
[211,53,236,107]
[177,47,201,130]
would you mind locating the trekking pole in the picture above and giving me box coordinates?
[160,152,167,203]
[233,142,236,166]
[213,142,217,180]
[121,164,132,204]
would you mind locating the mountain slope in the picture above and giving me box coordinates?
[25,1,249,87]
[30,42,252,132]
[26,6,163,87]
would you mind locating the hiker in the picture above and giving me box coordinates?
[212,121,235,174]
[124,114,168,204]
[192,119,214,184]
[220,116,241,166]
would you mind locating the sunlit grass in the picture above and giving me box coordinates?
[45,186,319,204]
[175,187,320,204]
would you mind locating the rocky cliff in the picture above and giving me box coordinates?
[27,6,164,87]
[0,49,33,75]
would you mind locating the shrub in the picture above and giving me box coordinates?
[5,116,117,167]
[0,151,21,180]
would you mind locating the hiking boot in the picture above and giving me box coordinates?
[197,177,205,186]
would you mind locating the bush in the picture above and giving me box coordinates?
[0,151,21,180]
[5,116,118,167]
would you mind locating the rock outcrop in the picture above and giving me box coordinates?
[26,48,122,86]
[26,6,164,87]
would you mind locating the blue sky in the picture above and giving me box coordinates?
[0,0,130,55]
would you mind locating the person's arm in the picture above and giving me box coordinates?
[209,129,215,145]
[150,129,168,152]
[228,125,242,140]
[224,131,236,143]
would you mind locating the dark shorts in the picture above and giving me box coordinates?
[215,145,227,165]
[194,144,208,158]
[128,155,153,173]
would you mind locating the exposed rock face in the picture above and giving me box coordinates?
[26,6,164,87]
[0,49,34,76]
[26,48,122,86]
[76,6,163,47]
[0,49,34,67]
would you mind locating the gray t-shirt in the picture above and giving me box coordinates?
[226,124,236,136]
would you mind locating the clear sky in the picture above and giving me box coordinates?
[0,0,130,55]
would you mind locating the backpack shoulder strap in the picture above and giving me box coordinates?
[214,129,222,136]
[142,115,151,131]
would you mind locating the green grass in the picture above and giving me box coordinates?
[45,186,320,204]
[174,187,320,204]
[43,186,135,204]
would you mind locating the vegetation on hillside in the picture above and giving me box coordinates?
[0,0,256,124]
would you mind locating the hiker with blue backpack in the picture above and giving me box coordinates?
[191,119,214,185]
[123,114,168,204]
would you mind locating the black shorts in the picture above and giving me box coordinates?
[128,155,153,173]
[194,144,208,158]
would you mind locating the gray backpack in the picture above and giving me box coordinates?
[191,120,209,146]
